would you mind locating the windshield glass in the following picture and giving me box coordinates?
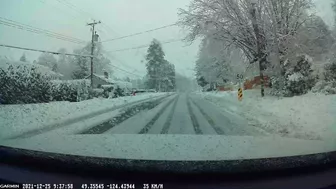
[0,0,335,161]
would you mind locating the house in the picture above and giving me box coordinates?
[85,72,133,91]
[85,72,114,88]
[244,75,270,90]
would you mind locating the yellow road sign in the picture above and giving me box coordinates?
[238,88,243,101]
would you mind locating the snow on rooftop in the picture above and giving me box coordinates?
[51,79,90,86]
[85,74,133,89]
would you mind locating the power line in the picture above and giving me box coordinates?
[55,0,120,38]
[0,43,93,57]
[0,17,87,44]
[102,53,176,80]
[0,21,85,44]
[61,0,96,19]
[0,17,86,42]
[106,39,183,53]
[110,64,143,78]
[104,51,141,72]
[37,0,84,22]
[100,23,178,43]
[61,0,120,35]
[55,0,92,20]
[101,53,143,77]
[101,23,120,37]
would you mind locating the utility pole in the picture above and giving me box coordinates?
[250,2,266,97]
[87,20,101,89]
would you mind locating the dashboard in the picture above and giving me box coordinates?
[0,146,335,189]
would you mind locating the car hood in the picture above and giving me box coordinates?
[1,134,335,161]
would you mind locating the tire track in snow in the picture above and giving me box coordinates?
[138,95,178,134]
[79,95,171,134]
[8,95,170,139]
[189,97,225,135]
[186,97,203,135]
[160,95,179,134]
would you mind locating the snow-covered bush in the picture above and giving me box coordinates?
[270,55,317,97]
[312,80,336,95]
[0,62,90,104]
[50,83,77,102]
[283,55,317,97]
[88,88,105,99]
[0,65,53,104]
[312,61,336,95]
[51,80,90,102]
[269,76,287,96]
[114,86,125,98]
[324,61,336,82]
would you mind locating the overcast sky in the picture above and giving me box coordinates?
[0,0,334,79]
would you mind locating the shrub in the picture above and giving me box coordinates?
[88,88,105,99]
[312,61,336,95]
[324,61,336,82]
[0,65,53,104]
[0,63,91,104]
[114,86,125,97]
[50,80,90,102]
[270,55,317,97]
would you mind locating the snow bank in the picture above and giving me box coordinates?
[196,89,336,140]
[0,93,169,140]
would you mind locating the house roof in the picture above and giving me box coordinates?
[85,74,133,88]
[85,73,114,83]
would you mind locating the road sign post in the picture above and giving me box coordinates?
[238,88,243,101]
[237,74,244,101]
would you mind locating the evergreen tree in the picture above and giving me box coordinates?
[19,53,27,62]
[124,77,131,82]
[197,76,208,88]
[72,51,89,79]
[145,39,166,91]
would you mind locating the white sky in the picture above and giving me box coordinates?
[0,0,333,79]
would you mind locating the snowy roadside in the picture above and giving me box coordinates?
[0,92,171,140]
[195,90,336,140]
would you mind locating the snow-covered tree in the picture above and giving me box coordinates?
[145,39,175,91]
[68,43,113,79]
[71,49,89,79]
[179,0,314,75]
[287,15,334,60]
[124,77,131,82]
[36,53,57,71]
[19,53,27,62]
[162,61,176,92]
[333,0,336,27]
[80,43,113,76]
[196,76,208,88]
[195,35,247,88]
[56,48,73,80]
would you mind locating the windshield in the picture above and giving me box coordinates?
[0,0,335,161]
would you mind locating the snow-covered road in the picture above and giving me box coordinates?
[76,93,267,136]
[11,93,268,138]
